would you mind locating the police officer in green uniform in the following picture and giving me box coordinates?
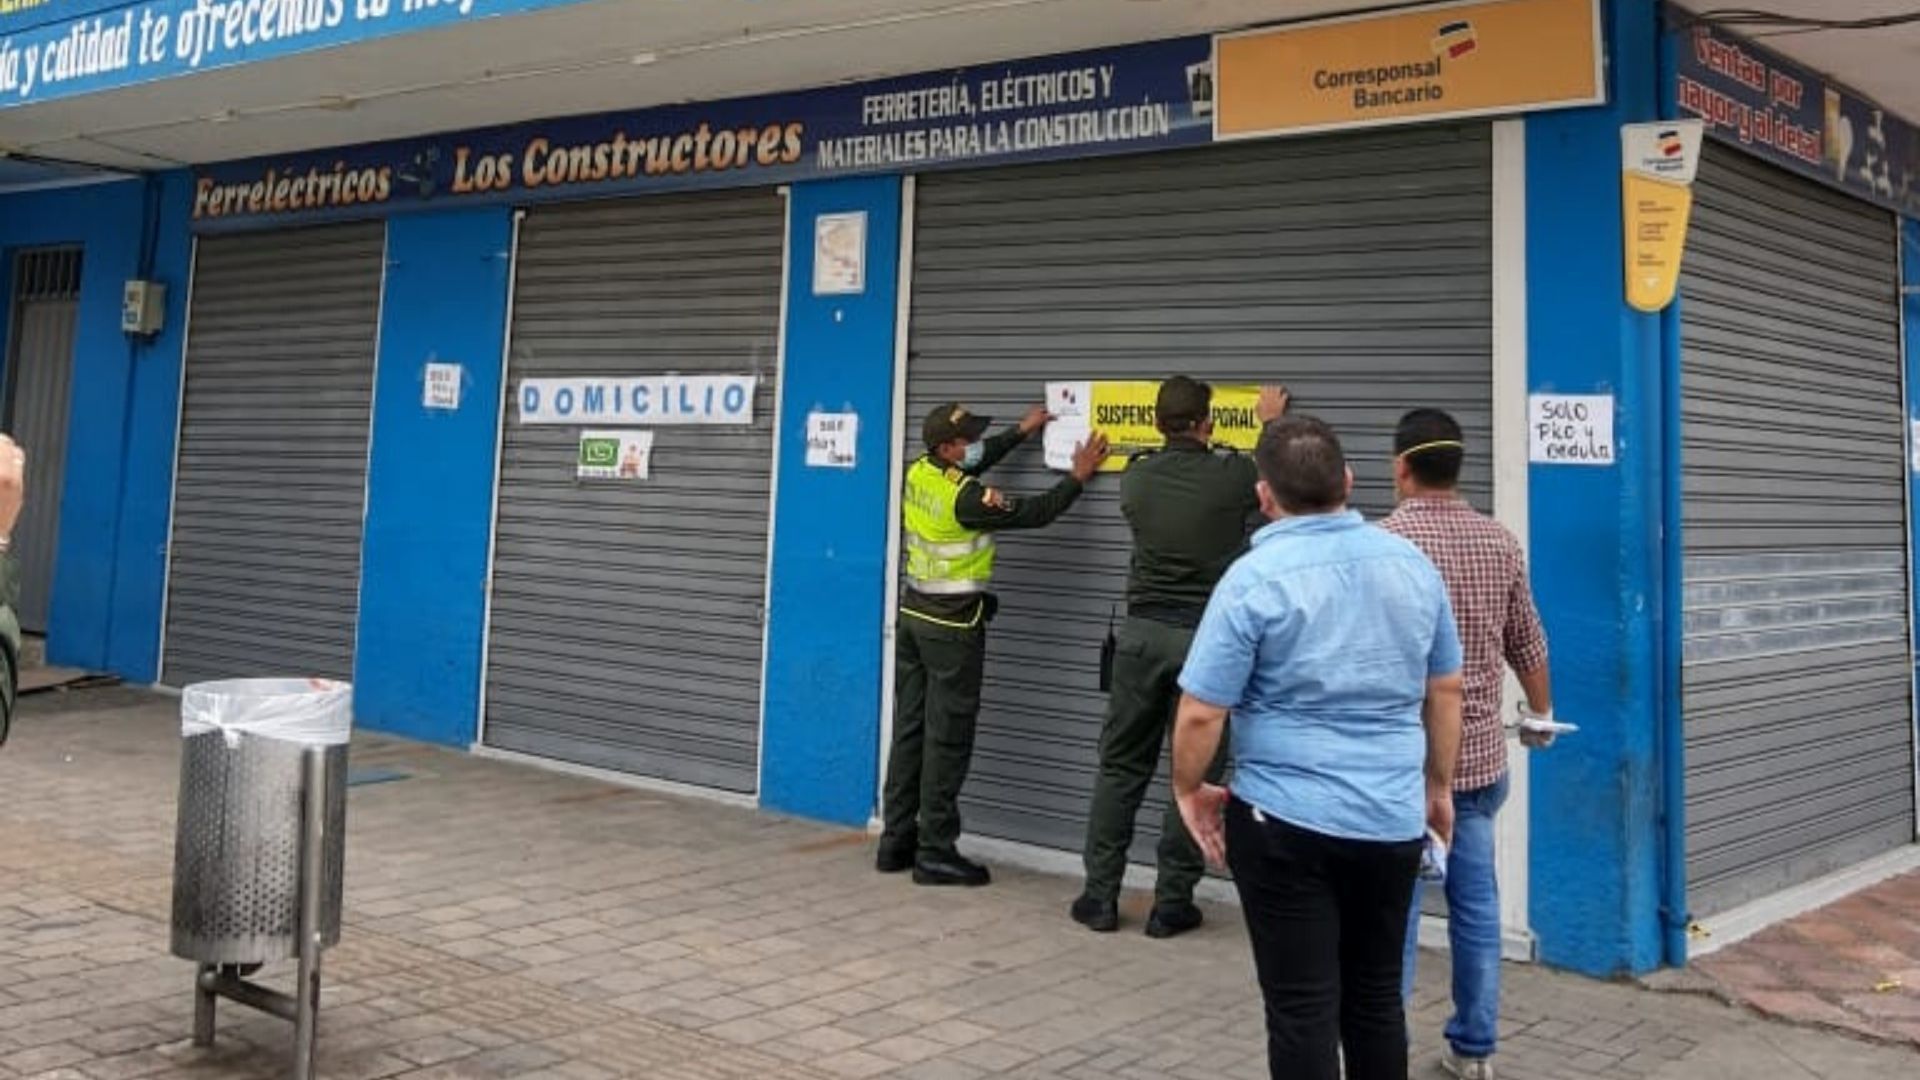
[1071,377,1287,935]
[878,402,1109,887]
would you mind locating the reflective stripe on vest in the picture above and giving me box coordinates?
[902,458,995,594]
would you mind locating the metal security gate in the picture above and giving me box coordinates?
[904,125,1494,854]
[162,224,385,687]
[3,248,81,632]
[482,190,785,793]
[1680,142,1915,918]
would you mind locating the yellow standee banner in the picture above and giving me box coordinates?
[1620,120,1705,314]
[1623,174,1694,313]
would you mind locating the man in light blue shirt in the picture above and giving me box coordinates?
[1172,414,1465,1080]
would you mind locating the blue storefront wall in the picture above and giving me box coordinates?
[1523,0,1668,975]
[352,208,515,746]
[0,6,1696,976]
[760,177,904,826]
[0,173,192,683]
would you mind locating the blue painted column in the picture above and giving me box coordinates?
[760,177,904,825]
[0,175,192,680]
[353,208,515,746]
[107,172,196,684]
[1524,0,1668,975]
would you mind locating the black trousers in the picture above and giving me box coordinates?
[882,614,987,856]
[1226,797,1423,1080]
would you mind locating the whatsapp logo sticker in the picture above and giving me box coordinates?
[580,436,620,468]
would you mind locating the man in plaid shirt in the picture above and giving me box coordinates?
[1381,409,1554,1080]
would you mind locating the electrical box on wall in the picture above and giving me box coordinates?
[122,280,165,336]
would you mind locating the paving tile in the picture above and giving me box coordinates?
[5,689,1919,1080]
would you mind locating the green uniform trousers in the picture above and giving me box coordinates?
[883,612,987,857]
[1082,615,1226,906]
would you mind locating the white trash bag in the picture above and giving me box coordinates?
[181,679,353,749]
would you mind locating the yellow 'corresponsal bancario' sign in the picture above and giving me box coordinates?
[1214,0,1604,140]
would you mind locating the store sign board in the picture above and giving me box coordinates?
[1621,120,1703,313]
[189,36,1212,229]
[1042,379,1263,472]
[517,375,756,426]
[1675,22,1920,216]
[0,0,606,106]
[2,0,155,35]
[1214,0,1604,140]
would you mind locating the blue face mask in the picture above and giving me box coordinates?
[959,442,985,470]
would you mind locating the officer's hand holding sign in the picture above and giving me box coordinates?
[1070,432,1110,483]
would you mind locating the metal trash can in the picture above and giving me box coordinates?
[169,679,351,964]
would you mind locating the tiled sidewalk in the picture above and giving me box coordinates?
[1689,871,1920,1047]
[1,687,1914,1079]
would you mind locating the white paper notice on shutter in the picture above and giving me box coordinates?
[1042,381,1094,471]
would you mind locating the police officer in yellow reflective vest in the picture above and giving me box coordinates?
[878,402,1109,886]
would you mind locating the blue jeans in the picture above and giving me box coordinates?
[1402,774,1508,1059]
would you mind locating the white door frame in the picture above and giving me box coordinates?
[1489,117,1535,955]
[472,209,525,752]
[875,176,919,815]
[753,187,798,799]
[153,236,201,688]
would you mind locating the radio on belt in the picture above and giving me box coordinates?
[123,280,166,336]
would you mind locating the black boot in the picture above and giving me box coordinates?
[1145,901,1204,939]
[875,832,917,874]
[1070,894,1119,933]
[913,850,991,887]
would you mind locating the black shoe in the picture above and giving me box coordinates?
[875,835,916,874]
[1144,901,1204,939]
[1070,895,1119,933]
[913,851,992,887]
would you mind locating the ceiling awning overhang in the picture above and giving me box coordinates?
[0,0,1374,172]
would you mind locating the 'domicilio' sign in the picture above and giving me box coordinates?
[517,374,756,426]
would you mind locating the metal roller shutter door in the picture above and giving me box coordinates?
[161,224,385,688]
[906,125,1494,854]
[483,190,785,793]
[1680,142,1916,918]
[4,248,82,633]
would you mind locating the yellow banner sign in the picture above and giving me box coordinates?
[1045,380,1263,471]
[1620,121,1703,313]
[1215,0,1604,140]
[1623,174,1694,313]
